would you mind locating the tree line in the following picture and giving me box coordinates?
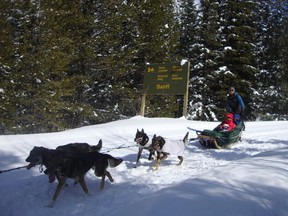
[0,0,287,134]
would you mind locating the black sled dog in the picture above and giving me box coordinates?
[25,142,123,207]
[43,140,103,183]
[151,132,189,171]
[134,129,155,167]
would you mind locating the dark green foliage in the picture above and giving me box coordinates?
[0,0,287,134]
[219,0,258,119]
[186,0,224,121]
[254,0,288,118]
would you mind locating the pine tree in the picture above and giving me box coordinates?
[0,0,15,133]
[0,0,46,133]
[179,0,198,60]
[87,1,143,121]
[187,0,223,120]
[219,0,258,119]
[279,5,288,117]
[178,0,199,118]
[37,0,101,130]
[255,0,288,119]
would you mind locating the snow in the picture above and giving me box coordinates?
[0,116,288,216]
[181,59,188,66]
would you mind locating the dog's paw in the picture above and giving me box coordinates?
[48,174,56,183]
[45,201,54,208]
[153,166,158,171]
[100,181,105,190]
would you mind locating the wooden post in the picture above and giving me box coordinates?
[183,62,190,117]
[183,93,188,117]
[140,94,146,116]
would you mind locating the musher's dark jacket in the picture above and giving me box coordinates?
[226,92,245,114]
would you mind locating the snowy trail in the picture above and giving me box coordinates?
[0,117,288,216]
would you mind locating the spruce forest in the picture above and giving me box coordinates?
[0,0,287,134]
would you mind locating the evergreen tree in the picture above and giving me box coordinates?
[187,0,223,120]
[30,0,99,131]
[178,0,199,118]
[279,6,288,117]
[0,0,46,133]
[0,0,15,133]
[86,1,143,121]
[255,0,288,119]
[219,0,258,119]
[179,0,198,60]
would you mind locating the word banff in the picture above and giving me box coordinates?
[156,84,170,90]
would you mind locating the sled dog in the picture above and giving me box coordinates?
[151,132,189,171]
[134,129,155,167]
[38,141,102,183]
[25,143,123,207]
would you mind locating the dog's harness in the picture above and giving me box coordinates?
[136,136,151,150]
[160,139,185,156]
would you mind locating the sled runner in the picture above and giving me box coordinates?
[188,121,245,149]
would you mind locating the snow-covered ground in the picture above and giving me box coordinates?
[0,116,287,216]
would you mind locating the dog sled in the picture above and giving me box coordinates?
[188,121,245,149]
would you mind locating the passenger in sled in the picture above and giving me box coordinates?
[216,113,236,132]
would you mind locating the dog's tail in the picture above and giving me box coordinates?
[92,139,102,152]
[182,132,189,144]
[104,154,123,168]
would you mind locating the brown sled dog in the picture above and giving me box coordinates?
[151,132,189,171]
[26,143,123,207]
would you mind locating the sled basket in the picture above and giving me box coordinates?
[197,121,245,149]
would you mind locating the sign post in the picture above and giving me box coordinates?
[140,61,190,117]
